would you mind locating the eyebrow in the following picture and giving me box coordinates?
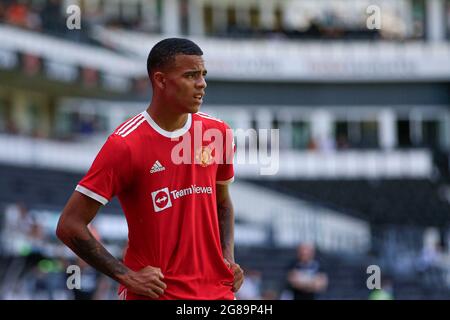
[183,69,208,75]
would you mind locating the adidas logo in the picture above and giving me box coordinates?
[150,160,165,174]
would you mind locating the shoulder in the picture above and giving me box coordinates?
[101,112,147,154]
[193,112,232,132]
[112,112,147,139]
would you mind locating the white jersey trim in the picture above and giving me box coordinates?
[75,185,109,205]
[121,117,146,137]
[143,110,192,138]
[115,114,141,135]
[117,115,144,136]
[216,177,235,185]
[196,112,223,123]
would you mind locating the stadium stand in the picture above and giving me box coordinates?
[0,163,122,213]
[245,179,450,226]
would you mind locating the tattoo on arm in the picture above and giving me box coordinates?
[69,230,128,281]
[217,198,234,262]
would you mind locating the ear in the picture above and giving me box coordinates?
[152,71,166,90]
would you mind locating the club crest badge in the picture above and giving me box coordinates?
[195,146,213,167]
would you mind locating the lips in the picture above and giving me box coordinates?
[193,93,204,103]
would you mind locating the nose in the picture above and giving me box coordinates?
[196,76,207,89]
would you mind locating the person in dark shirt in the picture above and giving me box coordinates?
[287,243,328,300]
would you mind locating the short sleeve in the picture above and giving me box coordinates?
[76,135,132,205]
[216,122,235,185]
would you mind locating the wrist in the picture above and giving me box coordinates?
[116,268,134,286]
[224,256,234,262]
[223,250,234,264]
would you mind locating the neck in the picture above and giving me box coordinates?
[147,99,189,132]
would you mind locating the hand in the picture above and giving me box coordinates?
[224,259,244,293]
[121,266,167,298]
[313,273,328,292]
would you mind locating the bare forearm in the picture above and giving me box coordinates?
[56,192,133,285]
[217,198,235,262]
[288,272,325,292]
[60,225,129,283]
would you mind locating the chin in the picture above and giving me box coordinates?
[187,104,201,114]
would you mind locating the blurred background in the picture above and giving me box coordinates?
[0,0,450,300]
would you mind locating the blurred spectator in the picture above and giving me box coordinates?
[416,241,446,288]
[26,6,42,31]
[26,258,65,299]
[286,243,328,300]
[5,0,29,28]
[1,202,34,256]
[2,0,40,31]
[0,203,47,298]
[0,206,117,299]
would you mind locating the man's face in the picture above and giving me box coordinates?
[297,244,315,262]
[161,54,207,114]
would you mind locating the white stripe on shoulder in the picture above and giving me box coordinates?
[117,115,144,135]
[120,117,146,137]
[75,185,109,205]
[114,114,142,135]
[196,112,223,123]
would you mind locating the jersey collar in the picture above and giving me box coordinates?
[142,110,192,138]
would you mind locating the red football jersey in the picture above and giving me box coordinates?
[75,110,235,300]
